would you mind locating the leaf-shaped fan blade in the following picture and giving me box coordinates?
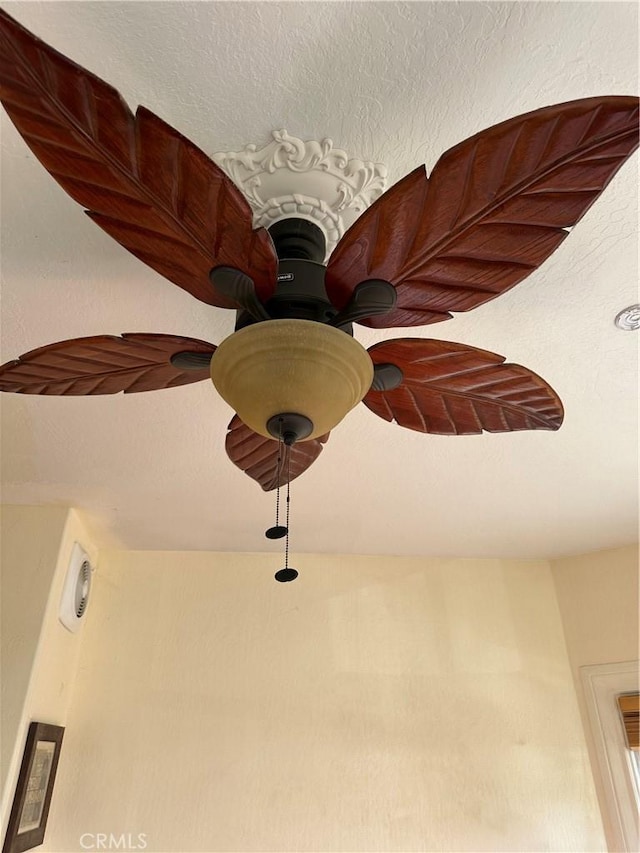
[327,96,639,327]
[226,416,329,491]
[363,339,563,433]
[0,9,277,309]
[0,334,216,395]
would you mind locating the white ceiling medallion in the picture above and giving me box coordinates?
[214,130,387,258]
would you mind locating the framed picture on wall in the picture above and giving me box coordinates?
[2,722,65,853]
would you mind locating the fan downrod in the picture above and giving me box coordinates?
[269,218,326,263]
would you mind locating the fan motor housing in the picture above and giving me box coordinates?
[234,218,352,334]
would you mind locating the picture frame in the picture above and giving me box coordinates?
[2,723,65,853]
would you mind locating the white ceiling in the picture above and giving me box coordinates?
[1,1,638,559]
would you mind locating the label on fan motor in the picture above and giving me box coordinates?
[277,272,294,282]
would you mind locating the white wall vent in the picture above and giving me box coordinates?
[59,542,93,633]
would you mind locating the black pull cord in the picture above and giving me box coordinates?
[285,451,291,570]
[265,423,287,541]
[274,443,298,583]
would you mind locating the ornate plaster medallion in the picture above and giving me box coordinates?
[213,129,387,258]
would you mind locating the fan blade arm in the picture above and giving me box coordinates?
[209,267,271,322]
[327,96,639,328]
[225,416,329,491]
[0,334,217,395]
[329,279,397,328]
[371,362,404,392]
[0,9,277,309]
[363,338,563,434]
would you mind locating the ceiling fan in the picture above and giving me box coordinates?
[1,8,638,499]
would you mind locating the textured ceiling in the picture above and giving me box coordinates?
[1,1,638,558]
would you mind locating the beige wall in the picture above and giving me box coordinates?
[42,550,604,852]
[551,544,640,849]
[0,506,98,840]
[552,545,639,670]
[1,505,69,795]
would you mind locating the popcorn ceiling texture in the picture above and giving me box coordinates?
[1,1,638,556]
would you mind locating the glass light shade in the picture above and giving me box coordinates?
[210,319,374,441]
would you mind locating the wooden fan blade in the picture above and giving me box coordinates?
[0,334,217,395]
[0,10,277,309]
[327,96,639,327]
[226,416,329,491]
[363,338,563,433]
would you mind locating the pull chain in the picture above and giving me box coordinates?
[274,443,298,583]
[275,438,281,526]
[284,451,291,569]
[265,425,287,541]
